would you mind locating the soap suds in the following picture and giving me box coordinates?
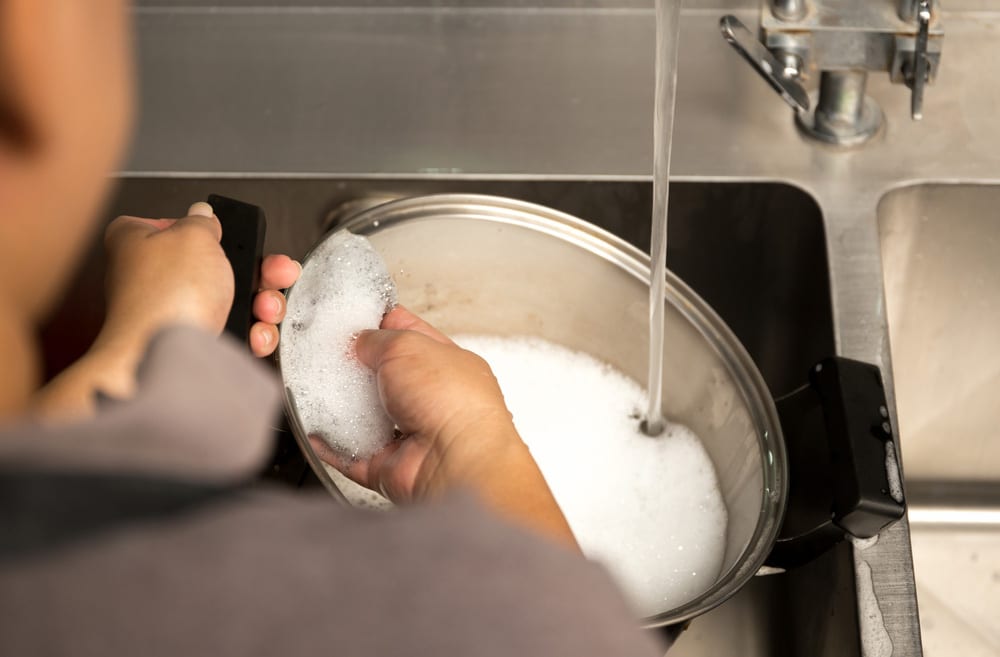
[281,232,397,459]
[851,534,880,551]
[855,560,894,657]
[456,335,728,617]
[885,440,904,504]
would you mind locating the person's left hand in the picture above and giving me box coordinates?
[249,253,300,357]
[33,202,301,417]
[102,201,299,359]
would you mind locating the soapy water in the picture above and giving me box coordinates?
[281,233,398,459]
[281,232,729,614]
[455,335,728,616]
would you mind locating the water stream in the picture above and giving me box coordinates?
[643,0,682,436]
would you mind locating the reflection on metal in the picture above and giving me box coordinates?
[770,0,807,22]
[907,0,933,120]
[794,71,883,146]
[720,15,810,113]
[908,507,1000,527]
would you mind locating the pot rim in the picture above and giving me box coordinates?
[278,193,789,627]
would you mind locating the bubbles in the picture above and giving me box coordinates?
[455,334,728,617]
[884,440,904,504]
[282,232,397,459]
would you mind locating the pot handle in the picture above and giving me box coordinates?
[765,357,906,569]
[209,194,267,347]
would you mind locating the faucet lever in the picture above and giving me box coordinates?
[907,0,932,120]
[720,15,810,114]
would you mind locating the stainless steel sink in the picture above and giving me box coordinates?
[879,184,1000,505]
[43,177,870,656]
[878,184,1000,654]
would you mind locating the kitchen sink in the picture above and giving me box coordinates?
[41,177,872,656]
[879,184,1000,655]
[879,184,1000,492]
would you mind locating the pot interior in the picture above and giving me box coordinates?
[281,195,785,625]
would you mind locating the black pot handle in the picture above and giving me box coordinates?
[208,194,267,346]
[766,357,906,569]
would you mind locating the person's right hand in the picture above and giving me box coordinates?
[311,306,519,502]
[312,307,579,549]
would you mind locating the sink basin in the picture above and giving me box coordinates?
[879,184,1000,491]
[43,177,860,656]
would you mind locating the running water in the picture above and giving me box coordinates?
[644,0,683,436]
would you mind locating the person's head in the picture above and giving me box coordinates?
[0,0,133,406]
[0,0,133,324]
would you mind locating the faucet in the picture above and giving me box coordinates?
[721,0,943,146]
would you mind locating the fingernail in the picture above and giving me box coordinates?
[259,329,272,346]
[187,201,214,218]
[294,260,303,275]
[270,297,282,315]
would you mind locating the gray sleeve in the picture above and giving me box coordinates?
[0,490,664,657]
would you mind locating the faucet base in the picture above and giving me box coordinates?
[795,84,883,147]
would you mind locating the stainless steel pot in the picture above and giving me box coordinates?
[279,193,783,626]
[277,193,903,628]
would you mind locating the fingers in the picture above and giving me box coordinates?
[355,328,444,371]
[249,322,279,357]
[253,289,286,324]
[260,254,301,291]
[354,329,404,370]
[380,306,454,345]
[309,435,373,487]
[187,201,214,218]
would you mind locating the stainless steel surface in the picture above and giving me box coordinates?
[899,0,923,22]
[117,4,1000,656]
[720,15,811,112]
[879,185,1000,485]
[770,0,807,22]
[760,0,945,73]
[795,71,884,145]
[908,0,932,119]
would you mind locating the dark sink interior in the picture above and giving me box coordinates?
[47,178,833,389]
[40,177,852,656]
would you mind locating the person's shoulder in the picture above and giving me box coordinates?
[2,486,665,657]
[219,489,666,657]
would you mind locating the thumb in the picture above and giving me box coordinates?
[165,201,223,242]
[104,215,177,249]
[354,329,393,370]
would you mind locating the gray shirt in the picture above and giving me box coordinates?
[0,328,664,656]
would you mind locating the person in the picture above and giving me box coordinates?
[0,1,664,655]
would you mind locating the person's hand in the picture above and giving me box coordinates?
[102,201,299,359]
[313,306,579,549]
[311,306,519,502]
[31,202,300,418]
[250,253,300,357]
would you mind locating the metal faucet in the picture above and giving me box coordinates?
[721,0,943,146]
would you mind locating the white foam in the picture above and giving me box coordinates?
[855,560,894,657]
[851,534,880,551]
[455,335,728,617]
[281,232,397,459]
[885,440,904,504]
